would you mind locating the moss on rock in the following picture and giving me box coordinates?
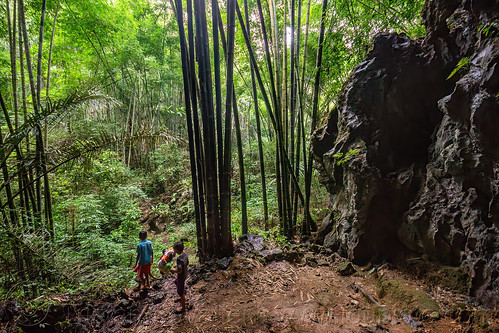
[376,276,439,318]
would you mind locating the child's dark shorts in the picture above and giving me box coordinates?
[174,277,186,296]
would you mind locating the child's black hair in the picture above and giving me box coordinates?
[139,230,147,240]
[173,241,184,253]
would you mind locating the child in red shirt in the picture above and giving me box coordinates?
[157,247,175,276]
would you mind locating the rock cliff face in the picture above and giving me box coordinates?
[313,0,498,306]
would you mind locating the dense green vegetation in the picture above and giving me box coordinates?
[0,0,424,301]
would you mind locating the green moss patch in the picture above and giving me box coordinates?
[401,260,469,294]
[376,276,439,318]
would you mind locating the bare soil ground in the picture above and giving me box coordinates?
[135,254,498,333]
[2,238,497,332]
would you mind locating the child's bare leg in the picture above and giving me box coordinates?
[177,294,186,313]
[139,278,146,290]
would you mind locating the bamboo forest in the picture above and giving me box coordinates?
[0,0,498,331]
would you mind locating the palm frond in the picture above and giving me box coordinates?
[1,128,181,209]
[0,88,118,167]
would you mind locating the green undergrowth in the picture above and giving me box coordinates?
[1,138,327,303]
[158,220,199,266]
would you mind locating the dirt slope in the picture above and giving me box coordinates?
[135,252,498,332]
[2,238,496,332]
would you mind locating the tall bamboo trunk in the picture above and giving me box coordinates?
[211,0,224,211]
[304,0,327,235]
[298,0,311,233]
[0,93,25,279]
[220,0,236,256]
[256,0,291,232]
[280,0,288,143]
[6,0,27,228]
[187,0,207,255]
[35,0,47,219]
[237,2,306,233]
[173,0,204,259]
[218,1,248,237]
[194,0,220,256]
[299,0,311,100]
[233,88,248,235]
[268,0,281,96]
[45,0,61,147]
[291,0,302,229]
[0,95,19,229]
[37,0,53,240]
[128,84,137,166]
[36,0,47,106]
[293,0,303,228]
[288,0,298,238]
[19,0,43,227]
[256,0,279,114]
[6,0,19,129]
[18,21,34,226]
[244,0,268,229]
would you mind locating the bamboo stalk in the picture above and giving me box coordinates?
[172,0,204,259]
[303,0,328,235]
[243,0,268,229]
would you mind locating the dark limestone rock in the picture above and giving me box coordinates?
[314,212,335,245]
[284,249,302,263]
[337,261,356,276]
[238,234,265,253]
[151,294,163,305]
[308,243,323,254]
[261,249,284,262]
[304,253,318,267]
[313,0,499,307]
[117,298,130,309]
[122,319,134,328]
[0,302,19,323]
[317,257,330,266]
[217,257,233,270]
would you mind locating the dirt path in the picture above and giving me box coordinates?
[135,253,497,333]
[3,238,495,332]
